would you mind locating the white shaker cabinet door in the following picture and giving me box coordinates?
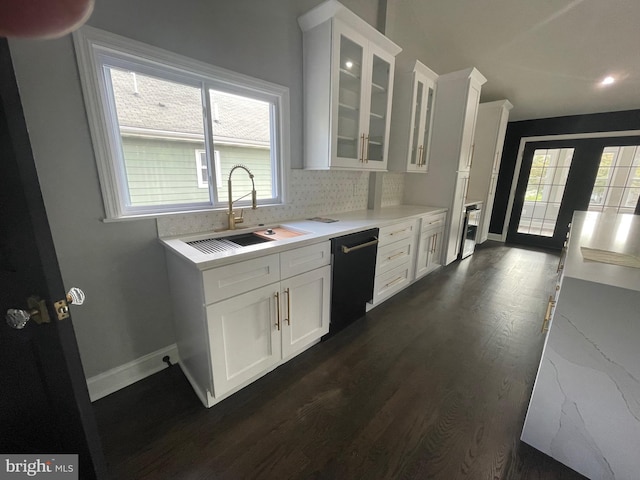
[416,227,444,279]
[281,266,331,360]
[208,284,281,398]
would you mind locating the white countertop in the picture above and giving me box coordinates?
[565,211,640,292]
[160,205,447,270]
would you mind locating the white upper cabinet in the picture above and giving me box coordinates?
[388,60,438,173]
[403,67,487,266]
[468,100,513,243]
[299,0,402,171]
[458,72,484,172]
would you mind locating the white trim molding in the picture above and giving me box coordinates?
[86,344,178,402]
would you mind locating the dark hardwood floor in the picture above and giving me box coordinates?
[94,241,586,479]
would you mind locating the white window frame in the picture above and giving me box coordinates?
[73,26,290,220]
[195,149,221,189]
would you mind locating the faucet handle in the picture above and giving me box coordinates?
[234,208,244,225]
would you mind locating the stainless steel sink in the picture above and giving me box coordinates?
[186,232,273,254]
[225,233,274,247]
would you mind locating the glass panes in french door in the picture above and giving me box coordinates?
[517,148,575,237]
[588,145,640,214]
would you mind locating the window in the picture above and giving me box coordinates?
[73,26,289,219]
[588,145,640,214]
[195,150,221,189]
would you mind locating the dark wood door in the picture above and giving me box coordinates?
[0,39,106,478]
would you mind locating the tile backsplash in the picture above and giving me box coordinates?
[157,169,405,237]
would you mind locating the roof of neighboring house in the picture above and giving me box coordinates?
[110,68,270,144]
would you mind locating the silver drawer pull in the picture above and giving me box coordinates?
[341,237,378,254]
[387,251,405,261]
[385,276,405,288]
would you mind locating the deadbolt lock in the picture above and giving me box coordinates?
[55,299,70,321]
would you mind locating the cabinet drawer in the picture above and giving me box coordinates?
[420,212,446,232]
[370,262,413,305]
[378,219,417,246]
[280,241,330,279]
[376,239,413,276]
[203,254,280,304]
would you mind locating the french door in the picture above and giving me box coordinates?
[507,136,640,249]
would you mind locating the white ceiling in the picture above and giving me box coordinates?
[386,0,640,121]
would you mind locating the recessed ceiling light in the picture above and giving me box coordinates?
[345,60,353,69]
[601,76,615,86]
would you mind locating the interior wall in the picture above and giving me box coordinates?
[8,0,381,379]
[490,109,640,237]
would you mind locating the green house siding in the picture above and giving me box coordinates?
[121,136,272,207]
[218,145,274,200]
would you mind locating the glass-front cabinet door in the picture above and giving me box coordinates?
[331,22,396,170]
[365,48,393,167]
[407,64,437,173]
[299,6,401,171]
[409,80,424,169]
[419,83,435,168]
[336,32,365,163]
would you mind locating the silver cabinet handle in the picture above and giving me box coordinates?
[274,292,281,331]
[284,288,291,326]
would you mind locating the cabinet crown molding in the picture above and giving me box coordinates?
[480,99,514,111]
[413,60,438,80]
[298,0,401,55]
[438,67,487,86]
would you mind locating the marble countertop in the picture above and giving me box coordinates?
[160,205,447,270]
[565,211,640,292]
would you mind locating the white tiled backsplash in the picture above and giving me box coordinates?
[157,169,405,237]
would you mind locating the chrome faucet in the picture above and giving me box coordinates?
[227,164,257,230]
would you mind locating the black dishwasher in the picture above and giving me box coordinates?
[328,228,379,336]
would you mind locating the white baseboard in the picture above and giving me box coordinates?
[487,233,505,242]
[87,344,178,402]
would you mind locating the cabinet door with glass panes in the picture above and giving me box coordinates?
[407,62,437,172]
[331,21,396,170]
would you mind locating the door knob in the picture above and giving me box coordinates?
[56,287,86,319]
[66,287,85,305]
[6,308,35,329]
[6,288,85,329]
[6,296,50,329]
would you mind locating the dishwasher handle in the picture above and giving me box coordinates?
[341,237,379,254]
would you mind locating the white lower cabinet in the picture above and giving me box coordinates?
[280,266,331,360]
[209,265,331,398]
[370,262,413,305]
[415,212,446,279]
[208,284,281,397]
[167,241,331,407]
[367,219,417,309]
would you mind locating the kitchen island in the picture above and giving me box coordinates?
[521,211,640,480]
